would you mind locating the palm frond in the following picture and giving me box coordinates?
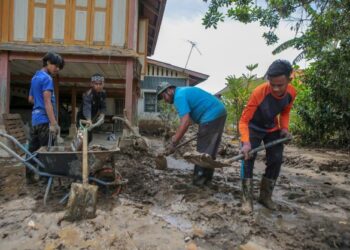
[293,51,305,64]
[272,37,301,55]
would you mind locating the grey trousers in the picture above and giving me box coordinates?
[194,114,227,181]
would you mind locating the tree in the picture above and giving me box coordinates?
[203,0,350,147]
[222,64,259,137]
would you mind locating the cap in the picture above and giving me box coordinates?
[156,81,176,100]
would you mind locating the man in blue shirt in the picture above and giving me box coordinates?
[157,82,227,186]
[27,52,64,183]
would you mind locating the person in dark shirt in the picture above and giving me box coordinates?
[239,59,296,214]
[76,73,107,143]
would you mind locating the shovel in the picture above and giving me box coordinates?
[155,135,198,169]
[64,121,98,221]
[183,137,291,169]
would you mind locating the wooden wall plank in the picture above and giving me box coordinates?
[111,0,127,46]
[33,7,46,40]
[52,8,65,41]
[13,0,29,41]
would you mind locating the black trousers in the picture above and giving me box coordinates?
[241,129,284,180]
[193,114,227,180]
[27,123,54,177]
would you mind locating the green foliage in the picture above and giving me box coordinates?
[203,0,350,148]
[222,64,262,137]
[157,100,179,131]
[222,76,250,136]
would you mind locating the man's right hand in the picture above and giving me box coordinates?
[86,119,93,128]
[49,123,60,136]
[241,142,252,160]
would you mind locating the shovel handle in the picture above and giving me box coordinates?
[175,135,197,149]
[226,137,291,164]
[82,128,88,185]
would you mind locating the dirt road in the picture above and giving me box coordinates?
[0,137,349,249]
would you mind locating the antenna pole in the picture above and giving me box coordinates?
[184,44,194,70]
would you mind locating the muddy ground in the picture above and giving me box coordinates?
[0,134,349,250]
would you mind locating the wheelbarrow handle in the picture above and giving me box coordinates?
[225,137,292,164]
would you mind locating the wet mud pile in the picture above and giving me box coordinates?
[0,135,349,249]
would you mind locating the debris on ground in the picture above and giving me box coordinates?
[1,133,350,249]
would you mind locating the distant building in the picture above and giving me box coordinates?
[138,58,209,119]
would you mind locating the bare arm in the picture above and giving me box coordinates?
[28,95,34,104]
[43,91,57,125]
[173,114,191,144]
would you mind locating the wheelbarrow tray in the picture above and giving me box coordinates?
[36,146,120,178]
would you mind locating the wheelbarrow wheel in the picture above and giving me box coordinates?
[92,168,124,196]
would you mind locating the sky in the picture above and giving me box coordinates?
[149,0,307,94]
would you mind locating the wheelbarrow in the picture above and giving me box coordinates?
[0,131,127,206]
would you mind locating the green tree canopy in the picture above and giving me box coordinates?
[203,0,350,147]
[202,0,349,60]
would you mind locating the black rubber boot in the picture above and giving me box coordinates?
[241,178,253,214]
[193,166,207,187]
[258,177,277,210]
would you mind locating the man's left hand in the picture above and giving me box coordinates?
[280,128,292,140]
[98,113,105,121]
[165,138,177,156]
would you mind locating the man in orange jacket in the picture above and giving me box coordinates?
[239,59,296,214]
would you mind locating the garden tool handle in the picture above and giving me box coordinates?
[82,128,88,185]
[47,131,55,151]
[225,137,292,164]
[80,119,91,128]
[175,135,197,149]
[162,135,198,157]
[80,119,97,132]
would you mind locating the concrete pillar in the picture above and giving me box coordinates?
[0,51,11,157]
[125,58,134,125]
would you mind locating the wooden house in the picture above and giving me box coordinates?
[0,0,166,137]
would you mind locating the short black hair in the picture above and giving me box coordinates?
[266,59,292,79]
[42,52,65,70]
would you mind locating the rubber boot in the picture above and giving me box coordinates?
[258,177,277,210]
[241,178,253,214]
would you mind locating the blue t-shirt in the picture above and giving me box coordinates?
[173,87,226,124]
[30,70,57,126]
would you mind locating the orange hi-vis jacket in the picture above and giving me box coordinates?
[239,82,297,142]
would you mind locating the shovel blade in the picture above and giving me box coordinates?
[65,183,98,221]
[155,154,167,170]
[183,151,229,168]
